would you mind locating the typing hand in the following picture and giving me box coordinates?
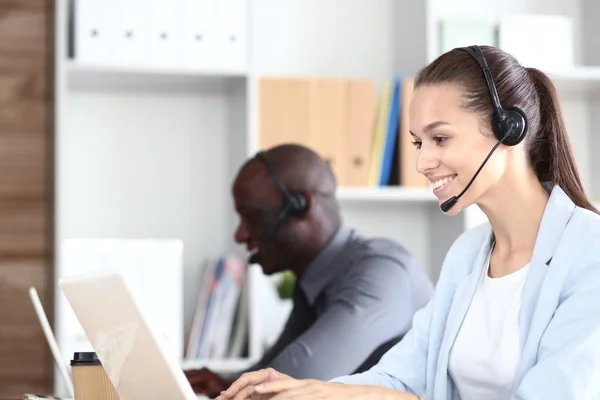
[250,379,419,400]
[184,367,229,397]
[217,368,290,400]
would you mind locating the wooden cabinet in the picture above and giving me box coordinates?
[0,0,54,395]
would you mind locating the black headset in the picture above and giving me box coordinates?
[460,45,528,146]
[254,151,308,218]
[440,46,529,212]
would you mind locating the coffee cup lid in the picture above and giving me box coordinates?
[70,352,102,366]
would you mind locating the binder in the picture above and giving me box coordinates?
[215,0,248,71]
[368,83,392,186]
[279,79,313,149]
[74,0,114,65]
[311,80,346,183]
[113,0,148,67]
[378,78,401,186]
[341,80,375,187]
[398,78,429,187]
[181,0,217,70]
[148,0,183,68]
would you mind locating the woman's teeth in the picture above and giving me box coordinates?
[432,176,455,189]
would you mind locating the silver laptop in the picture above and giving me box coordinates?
[58,269,211,400]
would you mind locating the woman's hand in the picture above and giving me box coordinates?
[250,379,419,400]
[217,368,292,400]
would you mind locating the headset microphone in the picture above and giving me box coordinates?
[439,140,503,212]
[248,252,260,265]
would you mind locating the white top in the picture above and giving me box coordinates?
[449,261,530,400]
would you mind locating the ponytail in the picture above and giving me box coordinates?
[526,67,599,214]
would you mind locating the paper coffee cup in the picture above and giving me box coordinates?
[70,352,120,400]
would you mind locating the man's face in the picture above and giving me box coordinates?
[231,163,295,275]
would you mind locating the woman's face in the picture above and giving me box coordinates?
[409,83,509,215]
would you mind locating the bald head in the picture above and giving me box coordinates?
[242,144,337,195]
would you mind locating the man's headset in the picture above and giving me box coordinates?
[439,45,529,212]
[255,151,308,218]
[248,151,308,264]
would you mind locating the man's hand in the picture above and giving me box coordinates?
[184,367,230,397]
[217,368,290,400]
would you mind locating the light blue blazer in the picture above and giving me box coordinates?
[331,184,600,399]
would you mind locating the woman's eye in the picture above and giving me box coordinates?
[411,141,422,149]
[434,136,447,145]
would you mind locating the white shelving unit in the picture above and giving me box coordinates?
[53,0,600,391]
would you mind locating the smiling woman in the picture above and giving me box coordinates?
[217,45,600,400]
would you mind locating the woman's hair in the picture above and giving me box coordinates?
[414,45,599,214]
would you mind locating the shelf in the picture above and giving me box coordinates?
[66,61,248,92]
[336,186,436,202]
[548,66,600,98]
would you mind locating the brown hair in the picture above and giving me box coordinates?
[415,45,599,214]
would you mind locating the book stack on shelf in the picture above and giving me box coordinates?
[181,262,287,373]
[185,256,247,362]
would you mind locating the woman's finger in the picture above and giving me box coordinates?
[230,384,259,400]
[255,378,314,394]
[269,383,321,400]
[223,369,274,398]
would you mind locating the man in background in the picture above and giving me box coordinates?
[184,143,434,397]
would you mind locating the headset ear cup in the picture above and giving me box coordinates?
[288,191,308,216]
[497,106,527,146]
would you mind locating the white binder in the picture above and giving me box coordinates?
[113,0,149,67]
[215,0,248,71]
[74,0,114,65]
[181,0,217,70]
[148,0,183,68]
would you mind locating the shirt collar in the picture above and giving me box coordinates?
[298,224,353,305]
